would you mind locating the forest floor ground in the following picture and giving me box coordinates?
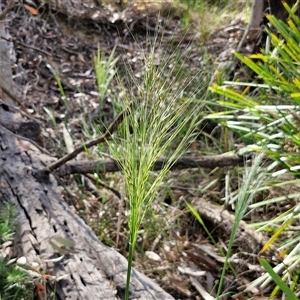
[3,1,272,299]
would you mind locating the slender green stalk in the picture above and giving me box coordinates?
[217,154,266,298]
[125,231,136,300]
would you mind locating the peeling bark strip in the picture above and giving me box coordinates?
[0,127,174,300]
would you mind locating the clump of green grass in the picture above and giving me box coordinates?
[206,1,300,297]
[0,204,34,300]
[92,25,209,298]
[0,204,16,243]
[94,44,119,106]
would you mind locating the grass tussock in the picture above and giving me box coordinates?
[101,26,209,298]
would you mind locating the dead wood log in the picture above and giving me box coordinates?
[0,1,14,107]
[0,115,174,300]
[241,0,299,53]
[57,154,246,177]
[191,197,274,255]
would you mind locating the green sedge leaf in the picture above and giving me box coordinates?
[259,258,298,300]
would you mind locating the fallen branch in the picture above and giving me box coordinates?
[57,154,247,176]
[191,197,274,254]
[47,106,130,172]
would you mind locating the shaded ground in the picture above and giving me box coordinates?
[2,1,267,299]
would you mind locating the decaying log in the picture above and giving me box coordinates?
[0,1,14,107]
[0,116,174,300]
[240,0,300,53]
[191,197,274,255]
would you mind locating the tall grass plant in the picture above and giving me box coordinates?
[100,29,208,299]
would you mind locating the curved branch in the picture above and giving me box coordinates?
[47,107,130,172]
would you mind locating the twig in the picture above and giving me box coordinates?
[47,106,129,172]
[1,36,52,57]
[16,40,52,57]
[0,0,14,21]
[84,173,121,199]
[0,124,51,155]
[0,98,43,124]
[190,276,214,300]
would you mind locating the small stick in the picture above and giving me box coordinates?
[1,36,52,57]
[0,0,14,21]
[0,124,51,155]
[46,106,129,172]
